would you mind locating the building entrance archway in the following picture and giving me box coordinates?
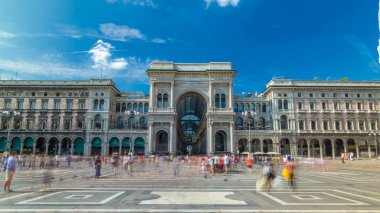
[176,92,207,154]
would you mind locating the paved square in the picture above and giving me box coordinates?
[139,191,247,205]
[17,191,124,205]
[260,191,368,206]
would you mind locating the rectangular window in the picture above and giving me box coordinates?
[334,102,339,110]
[66,100,73,109]
[311,121,316,130]
[298,102,303,110]
[54,100,60,109]
[44,92,48,97]
[357,102,362,110]
[310,93,313,98]
[284,94,287,97]
[18,91,24,96]
[370,102,374,110]
[335,121,340,130]
[297,93,301,98]
[345,102,350,110]
[6,92,12,97]
[333,93,337,98]
[29,100,35,109]
[17,100,23,109]
[357,94,360,98]
[371,120,377,130]
[321,93,325,97]
[68,91,73,97]
[323,120,329,130]
[369,94,372,98]
[31,92,35,97]
[359,120,364,130]
[345,93,349,98]
[322,102,327,110]
[42,100,48,109]
[5,100,11,109]
[299,120,304,130]
[310,102,315,110]
[347,121,352,130]
[79,100,85,109]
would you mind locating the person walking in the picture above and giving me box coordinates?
[3,151,17,193]
[94,156,102,178]
[341,153,345,164]
[54,155,60,168]
[201,158,207,179]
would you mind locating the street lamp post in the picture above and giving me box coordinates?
[1,110,20,154]
[126,110,138,155]
[243,110,256,157]
[369,131,378,158]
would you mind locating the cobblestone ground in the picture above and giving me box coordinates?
[1,159,380,212]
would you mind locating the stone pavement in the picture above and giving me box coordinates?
[0,160,380,212]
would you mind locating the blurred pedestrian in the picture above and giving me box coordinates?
[341,153,345,164]
[54,155,60,168]
[94,156,101,178]
[3,151,17,193]
[201,158,207,179]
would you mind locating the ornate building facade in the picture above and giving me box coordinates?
[0,62,379,159]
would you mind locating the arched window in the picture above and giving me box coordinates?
[116,103,121,112]
[139,117,147,127]
[163,93,168,109]
[259,117,266,129]
[157,94,163,108]
[262,103,266,112]
[128,116,136,127]
[234,103,238,112]
[284,100,288,110]
[99,99,105,110]
[239,103,244,112]
[93,100,99,110]
[235,117,243,129]
[215,131,226,152]
[257,103,261,112]
[121,103,126,112]
[127,103,132,111]
[139,103,143,113]
[215,94,220,108]
[39,121,46,130]
[280,115,288,130]
[278,100,282,110]
[94,114,102,129]
[117,117,124,128]
[221,94,226,108]
[248,117,254,128]
[133,103,137,111]
[144,103,149,112]
[251,103,255,112]
[335,121,340,130]
[245,103,249,111]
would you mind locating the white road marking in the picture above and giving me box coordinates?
[0,192,34,202]
[0,209,380,212]
[139,191,247,205]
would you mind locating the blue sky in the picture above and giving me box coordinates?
[0,0,379,94]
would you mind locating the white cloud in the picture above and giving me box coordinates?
[0,31,16,38]
[151,38,166,44]
[205,0,240,8]
[106,0,156,7]
[89,40,128,70]
[99,23,145,42]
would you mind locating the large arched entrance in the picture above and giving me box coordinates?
[91,137,102,156]
[335,138,345,157]
[11,137,22,154]
[48,137,59,155]
[176,92,207,154]
[122,137,131,154]
[109,137,120,155]
[156,131,169,153]
[237,138,248,153]
[280,138,290,155]
[323,139,333,158]
[0,137,7,153]
[297,138,307,156]
[73,138,84,155]
[61,137,72,155]
[35,137,46,154]
[215,131,227,153]
[263,139,273,153]
[23,137,34,154]
[134,137,145,155]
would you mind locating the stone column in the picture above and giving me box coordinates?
[229,82,233,109]
[149,82,154,111]
[319,141,324,159]
[20,142,24,154]
[344,141,347,155]
[33,142,36,155]
[119,141,122,156]
[332,143,336,160]
[307,142,311,158]
[208,82,212,108]
[230,122,234,153]
[45,142,48,154]
[368,145,372,159]
[356,145,360,158]
[260,140,264,152]
[58,142,62,155]
[169,122,174,153]
[170,81,174,109]
[148,123,154,154]
[70,142,74,155]
[207,123,213,153]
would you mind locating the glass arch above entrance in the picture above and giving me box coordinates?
[176,93,207,154]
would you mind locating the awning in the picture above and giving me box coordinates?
[74,138,84,154]
[11,137,21,151]
[109,138,120,148]
[122,138,131,148]
[134,138,145,148]
[24,137,33,148]
[92,138,102,148]
[0,137,7,151]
